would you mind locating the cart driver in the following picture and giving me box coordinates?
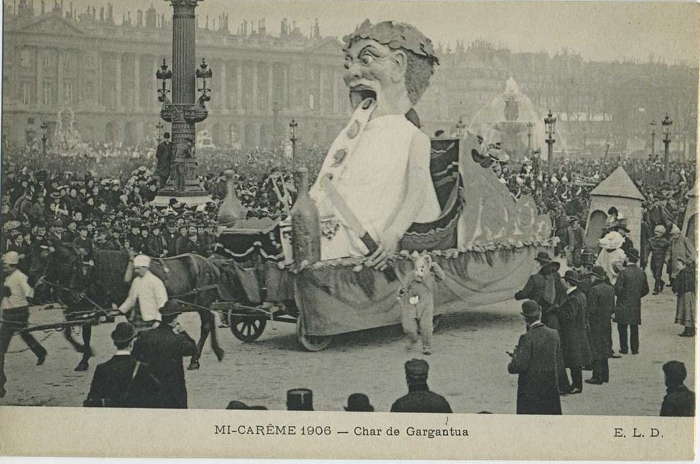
[310,20,441,269]
[114,254,168,331]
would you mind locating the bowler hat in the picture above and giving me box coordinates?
[564,270,579,285]
[226,400,251,410]
[405,358,429,378]
[520,300,542,318]
[111,322,137,344]
[534,251,560,271]
[286,388,313,411]
[159,299,181,317]
[590,266,607,281]
[344,393,374,412]
[626,248,640,262]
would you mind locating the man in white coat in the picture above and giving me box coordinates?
[115,255,168,331]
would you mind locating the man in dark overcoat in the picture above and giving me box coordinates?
[155,132,173,187]
[515,251,566,329]
[614,248,649,355]
[84,322,158,407]
[515,251,569,393]
[660,361,695,417]
[131,300,198,408]
[556,270,591,394]
[584,266,615,385]
[390,359,452,413]
[507,300,562,415]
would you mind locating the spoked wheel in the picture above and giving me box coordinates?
[228,311,267,342]
[296,316,333,352]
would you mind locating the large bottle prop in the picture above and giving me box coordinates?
[217,169,248,227]
[291,167,321,265]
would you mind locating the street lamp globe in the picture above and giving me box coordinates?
[662,113,673,139]
[544,110,557,138]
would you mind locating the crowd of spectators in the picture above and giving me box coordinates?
[1,138,695,279]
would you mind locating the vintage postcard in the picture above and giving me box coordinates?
[0,0,697,460]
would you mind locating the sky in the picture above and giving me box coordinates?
[13,0,700,64]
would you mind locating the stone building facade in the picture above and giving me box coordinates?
[3,1,697,158]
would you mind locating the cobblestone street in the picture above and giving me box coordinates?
[1,267,693,415]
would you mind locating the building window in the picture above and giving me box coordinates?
[20,49,31,68]
[43,53,50,68]
[22,83,31,105]
[64,81,73,104]
[42,81,52,105]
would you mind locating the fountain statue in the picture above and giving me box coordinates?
[468,77,546,161]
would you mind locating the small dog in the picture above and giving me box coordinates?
[398,252,446,355]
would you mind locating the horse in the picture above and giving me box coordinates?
[46,245,226,370]
[30,243,100,371]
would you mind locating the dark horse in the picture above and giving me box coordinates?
[30,243,101,371]
[34,244,225,370]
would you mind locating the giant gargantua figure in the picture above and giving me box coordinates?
[310,20,441,268]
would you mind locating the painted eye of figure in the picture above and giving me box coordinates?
[359,53,374,65]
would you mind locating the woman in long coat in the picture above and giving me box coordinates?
[557,271,592,393]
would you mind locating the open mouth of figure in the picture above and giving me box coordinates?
[349,85,377,109]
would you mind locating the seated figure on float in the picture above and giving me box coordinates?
[309,20,441,269]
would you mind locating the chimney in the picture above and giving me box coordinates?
[137,9,143,27]
[99,6,104,22]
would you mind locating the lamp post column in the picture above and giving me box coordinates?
[662,114,672,182]
[544,110,556,168]
[156,0,211,203]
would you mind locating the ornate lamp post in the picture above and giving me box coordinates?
[155,0,211,204]
[455,117,466,138]
[650,120,656,158]
[544,110,556,167]
[662,113,672,181]
[40,121,48,157]
[289,119,298,167]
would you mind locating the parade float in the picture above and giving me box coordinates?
[213,20,556,350]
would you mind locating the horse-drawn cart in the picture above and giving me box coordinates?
[213,236,555,352]
[214,137,556,351]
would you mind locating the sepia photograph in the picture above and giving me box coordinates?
[0,0,697,460]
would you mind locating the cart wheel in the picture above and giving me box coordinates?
[296,316,332,352]
[228,312,267,342]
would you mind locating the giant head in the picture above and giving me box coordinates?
[342,20,439,111]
